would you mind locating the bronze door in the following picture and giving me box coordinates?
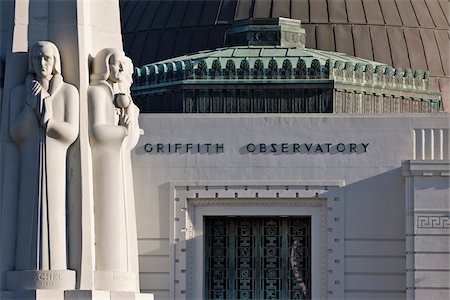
[205,216,311,299]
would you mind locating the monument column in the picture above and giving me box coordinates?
[0,0,150,299]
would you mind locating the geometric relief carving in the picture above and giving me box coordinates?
[413,128,450,161]
[205,218,228,299]
[204,217,311,299]
[417,216,450,228]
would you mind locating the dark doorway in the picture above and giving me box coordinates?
[204,216,311,299]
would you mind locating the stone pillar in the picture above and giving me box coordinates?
[0,1,152,299]
[402,128,450,300]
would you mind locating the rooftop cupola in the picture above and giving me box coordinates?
[226,18,306,48]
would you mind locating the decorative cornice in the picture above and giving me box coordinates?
[417,215,449,229]
[133,57,331,85]
[402,160,450,177]
[329,59,431,92]
[133,57,436,97]
[188,197,326,207]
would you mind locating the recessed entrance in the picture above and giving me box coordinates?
[204,216,311,300]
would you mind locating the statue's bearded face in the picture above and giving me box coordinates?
[108,54,126,83]
[32,44,55,78]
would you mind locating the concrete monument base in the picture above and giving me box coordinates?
[65,290,154,300]
[1,290,154,300]
[1,289,64,300]
[93,271,135,292]
[5,270,76,291]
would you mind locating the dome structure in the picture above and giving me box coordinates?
[120,0,449,110]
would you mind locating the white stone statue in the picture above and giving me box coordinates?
[119,56,142,290]
[88,48,141,291]
[9,41,79,272]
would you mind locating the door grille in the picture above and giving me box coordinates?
[205,216,311,299]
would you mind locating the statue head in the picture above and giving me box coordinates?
[28,41,61,78]
[120,56,134,91]
[90,48,127,84]
[115,57,134,108]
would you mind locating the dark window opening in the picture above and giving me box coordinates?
[132,84,333,114]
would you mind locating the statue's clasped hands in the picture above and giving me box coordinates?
[117,108,131,133]
[28,80,52,126]
[26,80,41,110]
[114,93,132,133]
[30,80,50,99]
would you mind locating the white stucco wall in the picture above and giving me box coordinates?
[132,114,449,299]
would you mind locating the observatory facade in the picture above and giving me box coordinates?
[121,1,450,299]
[0,1,448,300]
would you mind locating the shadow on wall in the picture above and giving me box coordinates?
[135,179,171,298]
[343,167,406,239]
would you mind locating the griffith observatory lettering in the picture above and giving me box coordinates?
[144,142,369,154]
[245,142,369,153]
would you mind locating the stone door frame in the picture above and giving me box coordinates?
[169,181,345,299]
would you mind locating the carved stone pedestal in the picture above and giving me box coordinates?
[65,290,154,300]
[1,290,64,300]
[93,271,135,292]
[5,270,76,291]
[1,290,154,300]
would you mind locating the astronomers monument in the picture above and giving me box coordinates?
[1,0,449,299]
[0,0,152,299]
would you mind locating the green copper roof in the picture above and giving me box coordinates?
[133,45,386,85]
[142,46,383,72]
[131,18,438,107]
[132,45,433,95]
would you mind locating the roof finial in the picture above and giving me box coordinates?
[226,17,306,48]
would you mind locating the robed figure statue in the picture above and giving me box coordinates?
[88,48,141,291]
[9,41,79,272]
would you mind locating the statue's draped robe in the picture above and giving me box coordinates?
[122,100,141,289]
[10,74,78,271]
[88,81,140,284]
